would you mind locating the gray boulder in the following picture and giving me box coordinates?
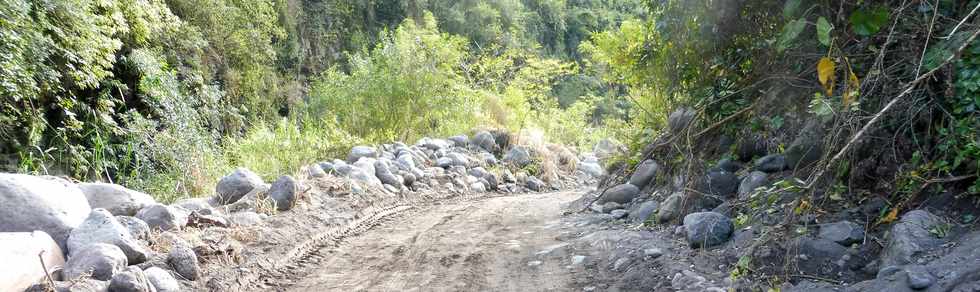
[880,210,945,269]
[435,157,453,168]
[419,138,450,151]
[667,107,696,134]
[347,146,379,163]
[817,220,864,246]
[171,198,215,215]
[610,209,628,219]
[683,212,734,248]
[501,170,516,183]
[791,237,858,280]
[318,162,335,173]
[785,121,824,169]
[166,237,200,280]
[375,160,404,187]
[754,154,787,173]
[706,170,738,197]
[0,174,91,252]
[598,184,641,204]
[63,243,127,281]
[483,173,499,190]
[849,230,980,291]
[657,192,684,223]
[503,146,533,168]
[214,168,263,205]
[628,200,660,223]
[268,175,299,211]
[526,177,546,192]
[713,158,741,173]
[68,209,149,264]
[308,164,327,178]
[78,183,156,216]
[109,266,153,292]
[467,167,490,179]
[448,135,469,147]
[135,204,187,231]
[228,211,264,227]
[116,216,150,241]
[472,131,498,153]
[445,152,471,167]
[737,171,768,199]
[144,267,179,292]
[628,160,659,189]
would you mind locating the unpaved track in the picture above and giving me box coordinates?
[286,191,582,292]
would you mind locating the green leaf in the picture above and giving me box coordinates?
[777,18,808,52]
[817,17,833,46]
[850,7,890,36]
[783,0,802,18]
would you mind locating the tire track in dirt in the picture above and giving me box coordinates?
[284,191,582,292]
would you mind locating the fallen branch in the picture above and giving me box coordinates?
[806,27,980,189]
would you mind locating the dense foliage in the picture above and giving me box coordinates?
[0,0,646,200]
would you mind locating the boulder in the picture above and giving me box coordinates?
[880,210,945,269]
[501,170,516,183]
[791,237,859,279]
[445,152,471,167]
[469,182,487,192]
[628,160,659,189]
[478,152,498,166]
[68,209,149,264]
[0,174,91,252]
[467,167,490,179]
[628,200,660,223]
[754,154,787,173]
[171,197,215,215]
[448,135,469,147]
[0,231,66,292]
[817,220,864,246]
[116,216,150,241]
[135,204,186,231]
[610,209,629,219]
[785,121,824,169]
[601,202,624,213]
[667,107,696,134]
[849,230,980,291]
[214,168,263,205]
[347,146,379,163]
[657,193,684,223]
[108,266,153,292]
[375,160,404,187]
[683,212,733,248]
[63,243,127,281]
[78,183,156,216]
[526,177,546,192]
[308,164,327,178]
[705,170,738,197]
[268,175,299,211]
[503,146,532,168]
[419,138,450,151]
[598,184,641,204]
[27,279,109,292]
[736,135,768,162]
[435,157,453,168]
[737,171,768,199]
[472,131,498,153]
[713,158,741,173]
[166,236,200,280]
[144,267,179,292]
[319,162,335,173]
[483,173,499,190]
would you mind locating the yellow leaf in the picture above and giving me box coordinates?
[879,207,899,224]
[817,57,836,96]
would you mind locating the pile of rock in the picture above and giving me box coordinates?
[1,130,598,291]
[310,131,604,195]
[0,174,198,291]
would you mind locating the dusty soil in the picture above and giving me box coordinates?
[284,191,582,291]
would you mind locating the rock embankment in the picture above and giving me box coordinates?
[1,130,601,292]
[575,108,980,291]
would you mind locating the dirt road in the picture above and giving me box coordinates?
[286,191,582,292]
